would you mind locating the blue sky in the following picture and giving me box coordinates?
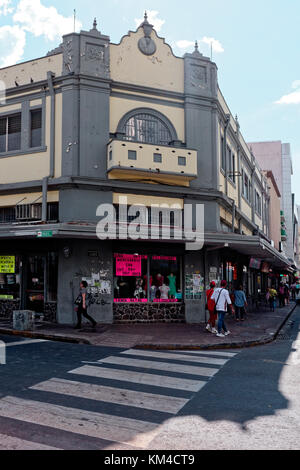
[1,0,300,206]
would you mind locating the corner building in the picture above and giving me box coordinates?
[0,16,292,325]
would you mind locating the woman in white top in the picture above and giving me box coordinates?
[211,280,233,337]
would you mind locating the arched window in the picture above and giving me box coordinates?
[123,113,173,146]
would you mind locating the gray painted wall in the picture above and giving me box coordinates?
[57,239,113,325]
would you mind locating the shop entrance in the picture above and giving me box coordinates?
[25,255,46,314]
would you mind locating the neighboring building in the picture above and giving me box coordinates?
[249,141,295,263]
[297,205,300,272]
[264,171,281,252]
[0,15,292,325]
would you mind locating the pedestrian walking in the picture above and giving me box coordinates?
[278,283,285,308]
[211,280,233,338]
[266,287,277,312]
[233,285,247,321]
[74,281,97,330]
[284,283,290,305]
[291,282,296,301]
[206,281,218,334]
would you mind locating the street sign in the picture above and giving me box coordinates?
[37,231,53,238]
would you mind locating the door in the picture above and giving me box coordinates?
[25,255,46,313]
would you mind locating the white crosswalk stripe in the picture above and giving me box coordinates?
[30,377,189,414]
[121,349,229,365]
[98,355,220,376]
[0,396,158,448]
[0,348,238,449]
[70,365,207,392]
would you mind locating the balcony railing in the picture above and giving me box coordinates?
[107,140,198,186]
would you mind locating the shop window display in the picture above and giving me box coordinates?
[113,254,182,303]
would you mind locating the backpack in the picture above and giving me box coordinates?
[279,286,284,295]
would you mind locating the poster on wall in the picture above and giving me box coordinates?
[0,256,15,274]
[185,274,204,300]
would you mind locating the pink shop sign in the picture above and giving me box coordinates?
[115,254,144,277]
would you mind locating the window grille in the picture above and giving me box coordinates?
[0,113,21,152]
[123,113,172,145]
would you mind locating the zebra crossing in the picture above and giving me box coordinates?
[0,347,239,450]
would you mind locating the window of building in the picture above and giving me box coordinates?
[113,254,182,303]
[243,171,251,202]
[123,113,172,145]
[0,113,21,153]
[30,109,42,148]
[221,136,226,171]
[153,153,162,163]
[255,190,262,216]
[178,156,186,166]
[227,146,236,183]
[128,150,137,160]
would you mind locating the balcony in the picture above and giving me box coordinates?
[107,140,198,187]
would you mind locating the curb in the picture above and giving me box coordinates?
[0,304,297,350]
[135,304,298,351]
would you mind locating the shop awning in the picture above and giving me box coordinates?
[205,232,292,271]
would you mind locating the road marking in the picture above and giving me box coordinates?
[98,356,219,377]
[0,396,159,448]
[70,365,207,392]
[31,378,189,414]
[121,349,229,365]
[5,339,48,348]
[172,350,238,357]
[0,433,61,451]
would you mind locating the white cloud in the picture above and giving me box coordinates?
[275,90,300,105]
[176,36,224,54]
[0,0,13,16]
[13,0,82,41]
[275,81,300,105]
[201,36,224,53]
[134,10,165,33]
[0,25,26,67]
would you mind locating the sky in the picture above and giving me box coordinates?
[0,0,300,206]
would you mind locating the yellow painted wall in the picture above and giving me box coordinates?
[110,28,184,93]
[113,193,183,208]
[0,191,59,207]
[0,54,63,89]
[241,199,252,220]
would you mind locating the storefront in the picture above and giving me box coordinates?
[0,244,58,322]
[111,245,186,323]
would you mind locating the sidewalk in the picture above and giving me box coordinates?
[0,303,297,350]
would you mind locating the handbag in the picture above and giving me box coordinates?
[74,295,82,306]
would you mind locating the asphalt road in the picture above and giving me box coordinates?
[0,306,299,451]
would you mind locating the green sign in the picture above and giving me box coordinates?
[0,256,15,274]
[37,231,53,238]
